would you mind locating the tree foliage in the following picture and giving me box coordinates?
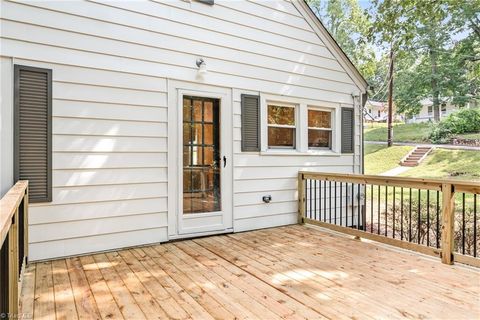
[307,0,480,122]
[306,0,377,80]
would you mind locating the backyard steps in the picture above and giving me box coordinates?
[400,146,433,167]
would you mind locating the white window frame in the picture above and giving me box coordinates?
[266,103,298,150]
[307,107,333,150]
[260,94,341,155]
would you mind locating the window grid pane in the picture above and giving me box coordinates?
[268,127,295,148]
[308,129,331,149]
[267,104,296,148]
[268,105,295,125]
[308,109,331,128]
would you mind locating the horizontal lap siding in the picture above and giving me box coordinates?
[18,61,168,260]
[1,0,362,258]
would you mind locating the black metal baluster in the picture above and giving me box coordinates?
[314,180,317,220]
[316,180,322,221]
[393,187,396,239]
[474,194,477,257]
[400,187,404,240]
[309,179,312,219]
[340,182,343,226]
[370,185,374,233]
[363,184,367,231]
[427,190,430,247]
[377,185,381,235]
[357,184,361,230]
[352,183,355,228]
[334,181,337,225]
[462,193,466,255]
[409,188,412,242]
[436,190,440,249]
[324,180,327,222]
[329,181,332,224]
[316,180,319,220]
[385,185,388,237]
[305,179,308,219]
[418,189,421,244]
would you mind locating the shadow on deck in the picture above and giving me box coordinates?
[20,225,480,319]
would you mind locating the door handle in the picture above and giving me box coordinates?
[223,156,227,168]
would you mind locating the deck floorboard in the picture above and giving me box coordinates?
[19,225,480,319]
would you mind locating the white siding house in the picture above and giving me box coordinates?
[408,98,479,123]
[364,100,403,122]
[408,99,456,123]
[364,100,388,122]
[0,0,367,261]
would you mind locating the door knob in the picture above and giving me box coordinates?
[223,156,227,168]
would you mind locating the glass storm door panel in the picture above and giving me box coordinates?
[182,96,221,214]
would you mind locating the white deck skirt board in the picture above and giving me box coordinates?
[1,0,365,260]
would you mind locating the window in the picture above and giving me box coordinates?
[308,109,332,149]
[377,110,381,117]
[441,103,447,112]
[258,96,347,154]
[428,105,433,115]
[267,104,296,148]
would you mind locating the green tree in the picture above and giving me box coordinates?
[372,0,479,121]
[307,0,377,80]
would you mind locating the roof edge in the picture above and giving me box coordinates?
[293,0,368,90]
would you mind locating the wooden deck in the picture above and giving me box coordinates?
[19,225,480,319]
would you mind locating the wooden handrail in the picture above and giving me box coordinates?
[0,180,29,317]
[299,171,480,192]
[298,172,480,267]
[0,181,28,246]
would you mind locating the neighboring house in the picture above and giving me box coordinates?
[364,100,403,122]
[408,98,479,123]
[0,0,367,261]
[364,100,388,122]
[408,99,455,123]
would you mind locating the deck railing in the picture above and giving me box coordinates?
[298,172,480,267]
[0,181,29,317]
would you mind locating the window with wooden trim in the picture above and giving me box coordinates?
[267,104,296,148]
[308,109,332,149]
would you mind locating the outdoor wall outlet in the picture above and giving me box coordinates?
[262,195,272,203]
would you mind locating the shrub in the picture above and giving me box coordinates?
[429,123,452,143]
[428,108,480,143]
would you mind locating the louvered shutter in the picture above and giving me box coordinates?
[341,107,354,154]
[14,65,52,203]
[241,94,260,152]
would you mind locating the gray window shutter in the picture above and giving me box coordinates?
[241,94,260,152]
[341,107,354,153]
[14,65,52,203]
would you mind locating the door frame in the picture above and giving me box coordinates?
[167,80,233,239]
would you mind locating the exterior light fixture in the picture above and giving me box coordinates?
[196,58,207,75]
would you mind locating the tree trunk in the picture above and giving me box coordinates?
[430,48,441,122]
[387,48,394,147]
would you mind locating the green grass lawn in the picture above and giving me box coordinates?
[400,148,480,182]
[364,144,413,175]
[364,122,431,142]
